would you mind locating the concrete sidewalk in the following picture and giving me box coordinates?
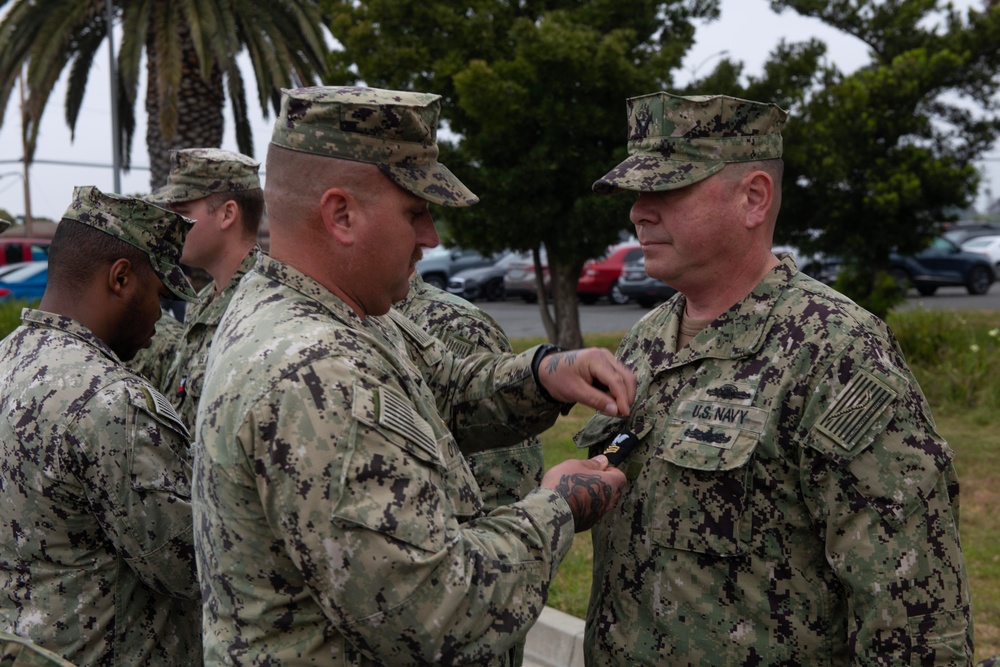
[523,606,586,667]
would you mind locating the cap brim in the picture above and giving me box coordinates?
[381,163,479,208]
[150,256,198,302]
[592,154,726,194]
[0,218,11,233]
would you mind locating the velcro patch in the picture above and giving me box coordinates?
[137,385,189,438]
[376,388,441,463]
[444,335,474,357]
[816,370,897,452]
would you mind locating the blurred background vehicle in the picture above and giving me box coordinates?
[576,243,643,305]
[941,221,1000,246]
[960,234,1000,278]
[446,251,525,301]
[889,236,995,296]
[0,260,48,303]
[503,249,550,303]
[618,256,677,308]
[416,246,497,289]
[0,238,50,266]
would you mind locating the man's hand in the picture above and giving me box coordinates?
[537,348,636,417]
[541,455,626,533]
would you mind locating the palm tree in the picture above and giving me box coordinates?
[0,0,329,187]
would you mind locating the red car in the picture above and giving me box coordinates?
[577,243,643,304]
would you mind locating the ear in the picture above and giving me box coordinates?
[106,258,134,298]
[319,188,356,245]
[742,171,775,231]
[217,199,240,232]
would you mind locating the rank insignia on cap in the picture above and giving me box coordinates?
[816,370,897,452]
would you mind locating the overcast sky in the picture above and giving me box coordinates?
[1,0,997,222]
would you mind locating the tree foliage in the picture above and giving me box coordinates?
[0,0,329,186]
[705,1,1000,316]
[324,0,719,346]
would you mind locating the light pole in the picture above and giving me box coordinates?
[104,0,122,193]
[689,49,730,80]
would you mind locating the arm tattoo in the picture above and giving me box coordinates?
[544,350,579,375]
[554,471,614,532]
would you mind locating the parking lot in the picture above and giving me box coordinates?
[479,283,1000,339]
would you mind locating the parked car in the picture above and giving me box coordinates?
[889,236,995,296]
[503,250,549,303]
[446,251,524,301]
[618,256,677,308]
[942,221,1000,246]
[577,244,643,305]
[416,246,497,289]
[0,237,50,266]
[0,260,48,303]
[960,234,1000,278]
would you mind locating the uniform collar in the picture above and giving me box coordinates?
[20,307,121,363]
[650,255,799,374]
[252,252,365,327]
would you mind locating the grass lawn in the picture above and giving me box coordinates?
[519,311,1000,662]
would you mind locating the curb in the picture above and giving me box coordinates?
[523,606,586,667]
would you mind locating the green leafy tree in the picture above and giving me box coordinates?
[0,0,329,187]
[770,0,1000,316]
[324,0,719,346]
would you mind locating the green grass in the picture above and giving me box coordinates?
[526,310,1000,662]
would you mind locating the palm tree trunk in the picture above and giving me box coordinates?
[145,25,225,189]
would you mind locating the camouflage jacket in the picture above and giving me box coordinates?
[193,254,574,666]
[161,249,256,430]
[128,308,183,390]
[396,273,544,511]
[0,309,201,667]
[576,256,973,666]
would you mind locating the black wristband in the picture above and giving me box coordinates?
[531,344,564,403]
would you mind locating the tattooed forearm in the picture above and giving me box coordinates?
[544,351,579,375]
[553,471,614,532]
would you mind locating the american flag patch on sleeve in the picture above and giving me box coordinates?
[816,369,897,452]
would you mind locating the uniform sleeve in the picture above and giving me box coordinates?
[391,311,564,453]
[252,355,575,665]
[62,382,199,600]
[799,338,973,665]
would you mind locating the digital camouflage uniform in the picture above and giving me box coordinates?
[195,254,574,666]
[0,187,201,666]
[577,93,973,666]
[396,271,545,510]
[193,87,576,666]
[129,308,183,389]
[160,250,257,430]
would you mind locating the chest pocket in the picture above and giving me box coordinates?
[647,399,766,557]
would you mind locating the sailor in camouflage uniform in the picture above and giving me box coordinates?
[193,86,636,666]
[396,270,545,511]
[144,148,264,430]
[0,187,202,666]
[576,92,973,665]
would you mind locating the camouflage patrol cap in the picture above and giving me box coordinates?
[62,186,198,302]
[0,218,10,233]
[593,92,788,194]
[146,148,260,206]
[270,86,479,207]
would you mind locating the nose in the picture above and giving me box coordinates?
[630,193,652,227]
[417,216,440,249]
